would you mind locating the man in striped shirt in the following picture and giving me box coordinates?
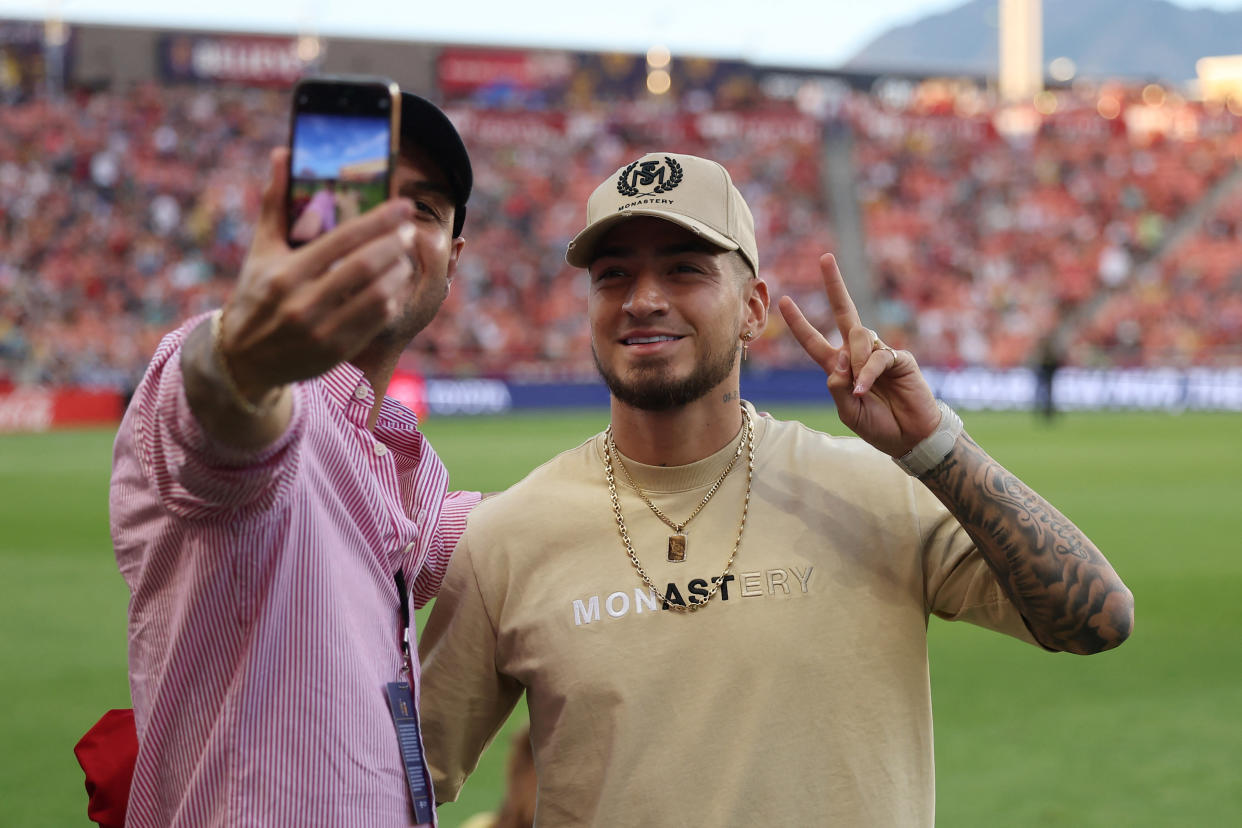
[109,95,477,827]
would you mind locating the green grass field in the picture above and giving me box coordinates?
[2,407,1240,826]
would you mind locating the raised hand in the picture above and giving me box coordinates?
[778,254,941,457]
[218,147,418,404]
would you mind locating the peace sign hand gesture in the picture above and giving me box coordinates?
[778,254,942,458]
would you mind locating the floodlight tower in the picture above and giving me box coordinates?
[42,0,69,99]
[999,0,1043,103]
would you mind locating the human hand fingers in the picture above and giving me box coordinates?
[292,197,415,280]
[316,254,413,360]
[825,348,856,406]
[225,253,412,394]
[818,254,863,345]
[252,148,292,251]
[852,343,900,397]
[780,293,865,415]
[777,295,840,372]
[269,221,415,355]
[222,221,415,391]
[306,221,416,311]
[237,198,411,326]
[847,324,883,386]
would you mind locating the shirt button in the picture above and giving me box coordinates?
[354,384,369,400]
[373,443,388,457]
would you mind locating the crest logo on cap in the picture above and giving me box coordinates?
[616,156,684,197]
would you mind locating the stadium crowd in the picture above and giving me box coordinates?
[1,85,280,390]
[1079,167,1242,367]
[850,83,1242,368]
[3,78,1240,392]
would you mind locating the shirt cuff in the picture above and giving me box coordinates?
[408,490,482,608]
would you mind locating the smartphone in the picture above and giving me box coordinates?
[286,75,401,247]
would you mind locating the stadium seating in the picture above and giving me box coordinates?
[2,80,1238,393]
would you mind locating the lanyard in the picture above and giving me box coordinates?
[395,570,413,673]
[388,569,434,824]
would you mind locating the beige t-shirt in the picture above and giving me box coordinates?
[419,404,1040,827]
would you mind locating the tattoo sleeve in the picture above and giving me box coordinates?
[920,433,1134,654]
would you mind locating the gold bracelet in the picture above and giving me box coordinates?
[209,309,281,417]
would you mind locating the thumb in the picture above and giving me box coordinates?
[825,347,855,403]
[253,147,291,249]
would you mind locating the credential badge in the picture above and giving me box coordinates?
[617,156,684,197]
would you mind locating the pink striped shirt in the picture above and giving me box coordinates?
[111,317,479,827]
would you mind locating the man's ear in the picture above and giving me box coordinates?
[446,236,465,286]
[745,276,770,337]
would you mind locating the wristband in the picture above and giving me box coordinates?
[209,309,282,417]
[893,400,963,477]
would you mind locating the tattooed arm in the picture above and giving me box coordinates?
[779,254,1133,655]
[919,432,1134,654]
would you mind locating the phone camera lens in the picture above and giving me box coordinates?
[379,100,389,109]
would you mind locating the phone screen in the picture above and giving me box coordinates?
[287,83,396,246]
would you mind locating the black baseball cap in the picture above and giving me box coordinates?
[399,93,472,237]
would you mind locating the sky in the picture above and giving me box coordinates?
[5,0,1242,68]
[292,114,390,178]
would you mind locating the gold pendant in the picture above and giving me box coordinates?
[667,533,687,562]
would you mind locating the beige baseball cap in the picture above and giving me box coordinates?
[565,152,759,275]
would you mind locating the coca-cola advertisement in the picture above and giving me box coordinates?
[0,388,123,433]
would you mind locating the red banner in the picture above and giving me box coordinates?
[0,389,54,433]
[443,108,819,146]
[387,371,428,420]
[445,109,568,145]
[438,48,573,95]
[0,388,124,433]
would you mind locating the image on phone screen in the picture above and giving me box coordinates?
[288,113,391,244]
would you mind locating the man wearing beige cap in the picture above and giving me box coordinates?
[418,152,1133,826]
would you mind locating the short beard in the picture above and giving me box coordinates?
[372,278,448,351]
[592,340,738,412]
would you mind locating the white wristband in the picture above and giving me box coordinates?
[893,400,963,477]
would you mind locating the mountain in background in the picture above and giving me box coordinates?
[845,0,1242,82]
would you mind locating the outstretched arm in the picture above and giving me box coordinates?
[779,254,1133,654]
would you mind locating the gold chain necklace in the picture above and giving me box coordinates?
[607,406,748,562]
[603,405,754,612]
